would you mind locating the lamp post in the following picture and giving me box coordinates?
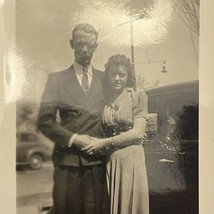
[118,13,146,72]
[130,20,135,72]
[161,61,167,73]
[119,18,167,73]
[135,60,168,73]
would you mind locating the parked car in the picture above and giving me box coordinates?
[144,80,198,214]
[16,132,52,170]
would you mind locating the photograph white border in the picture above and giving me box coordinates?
[0,0,214,213]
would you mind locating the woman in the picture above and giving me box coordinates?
[82,54,149,214]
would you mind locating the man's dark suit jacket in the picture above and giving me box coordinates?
[37,65,105,166]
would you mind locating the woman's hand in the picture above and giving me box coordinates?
[81,137,106,155]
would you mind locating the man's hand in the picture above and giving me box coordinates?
[81,138,106,155]
[72,135,91,149]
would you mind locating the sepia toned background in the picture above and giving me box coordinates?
[12,0,200,135]
[13,0,199,105]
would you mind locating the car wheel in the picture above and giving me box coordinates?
[29,154,43,170]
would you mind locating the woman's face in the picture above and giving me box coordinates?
[108,64,128,93]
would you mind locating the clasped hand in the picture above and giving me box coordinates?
[81,137,105,155]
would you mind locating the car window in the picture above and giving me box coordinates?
[163,92,198,142]
[146,93,198,142]
[20,133,38,142]
[146,113,158,140]
[168,103,198,141]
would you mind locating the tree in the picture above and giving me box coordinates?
[173,0,199,36]
[173,0,199,58]
[16,102,39,132]
[136,75,159,91]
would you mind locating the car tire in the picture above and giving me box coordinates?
[29,154,43,170]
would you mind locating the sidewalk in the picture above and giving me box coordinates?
[17,205,41,214]
[17,198,52,214]
[17,162,53,214]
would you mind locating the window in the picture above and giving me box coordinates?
[162,93,198,142]
[20,133,38,142]
[146,113,158,140]
[146,93,198,142]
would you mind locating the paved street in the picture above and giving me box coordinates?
[17,161,53,214]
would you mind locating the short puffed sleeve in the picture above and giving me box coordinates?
[131,89,149,120]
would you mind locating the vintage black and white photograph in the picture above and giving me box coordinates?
[1,0,213,214]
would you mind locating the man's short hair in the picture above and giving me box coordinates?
[72,23,98,40]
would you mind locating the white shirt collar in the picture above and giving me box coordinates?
[73,61,93,77]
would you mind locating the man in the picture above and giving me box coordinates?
[37,23,108,214]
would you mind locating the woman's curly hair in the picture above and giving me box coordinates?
[103,54,136,89]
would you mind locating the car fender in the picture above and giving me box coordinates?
[26,148,45,163]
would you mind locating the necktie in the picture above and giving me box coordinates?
[82,67,89,91]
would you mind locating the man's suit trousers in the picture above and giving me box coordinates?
[53,165,109,214]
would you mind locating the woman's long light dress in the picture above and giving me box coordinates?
[102,89,149,214]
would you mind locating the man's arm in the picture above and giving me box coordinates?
[37,73,89,149]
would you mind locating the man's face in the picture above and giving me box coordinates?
[71,31,98,67]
